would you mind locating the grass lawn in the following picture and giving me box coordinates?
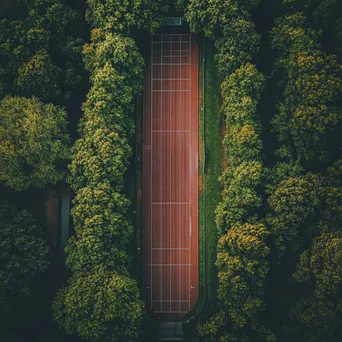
[183,38,222,338]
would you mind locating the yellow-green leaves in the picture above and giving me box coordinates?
[216,223,270,333]
[85,0,166,34]
[53,271,144,342]
[0,96,70,190]
[271,13,342,164]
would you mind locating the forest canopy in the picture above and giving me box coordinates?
[0,0,341,341]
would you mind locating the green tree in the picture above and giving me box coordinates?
[318,160,342,233]
[0,0,85,103]
[53,0,165,338]
[0,96,70,191]
[267,173,324,257]
[221,63,264,171]
[65,183,132,276]
[53,270,144,342]
[16,49,62,99]
[83,30,144,94]
[198,223,275,342]
[216,161,264,233]
[271,13,342,164]
[183,1,269,338]
[216,64,265,233]
[288,232,342,341]
[217,223,270,327]
[185,0,260,76]
[0,201,49,313]
[85,0,166,33]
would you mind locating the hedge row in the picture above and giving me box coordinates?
[53,2,165,341]
[184,1,273,340]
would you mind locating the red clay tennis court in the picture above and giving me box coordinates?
[142,33,199,317]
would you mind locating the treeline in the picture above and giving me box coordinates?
[0,0,85,321]
[52,1,166,341]
[183,0,274,340]
[183,0,342,341]
[0,0,167,340]
[266,2,342,340]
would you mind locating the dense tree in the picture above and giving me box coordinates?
[53,1,165,340]
[198,223,274,342]
[271,13,342,164]
[65,184,132,276]
[0,201,49,313]
[185,0,260,76]
[319,160,342,233]
[0,0,85,104]
[216,63,265,231]
[183,1,272,339]
[216,161,264,233]
[85,0,166,33]
[286,232,342,341]
[265,3,342,340]
[217,223,270,329]
[267,173,324,258]
[283,0,342,57]
[221,63,264,171]
[0,96,70,191]
[54,270,144,342]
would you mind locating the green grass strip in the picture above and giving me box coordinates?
[183,38,222,336]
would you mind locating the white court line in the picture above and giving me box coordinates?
[154,33,191,36]
[160,34,163,313]
[179,35,182,312]
[152,130,190,133]
[150,36,153,311]
[152,247,190,250]
[152,63,190,66]
[152,202,190,205]
[152,300,189,302]
[169,33,172,313]
[152,90,190,92]
[188,35,192,312]
[150,34,194,315]
[152,49,190,52]
[149,264,192,266]
[154,311,189,313]
[152,78,190,81]
[162,56,190,58]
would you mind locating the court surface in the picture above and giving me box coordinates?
[142,33,199,317]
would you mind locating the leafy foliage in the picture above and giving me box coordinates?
[267,173,324,257]
[85,0,166,34]
[0,0,85,104]
[65,184,132,276]
[53,1,165,340]
[0,201,49,313]
[266,4,342,340]
[183,1,271,338]
[216,64,265,236]
[217,223,270,329]
[271,13,342,164]
[0,96,70,191]
[287,232,342,341]
[185,0,260,76]
[54,270,144,342]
